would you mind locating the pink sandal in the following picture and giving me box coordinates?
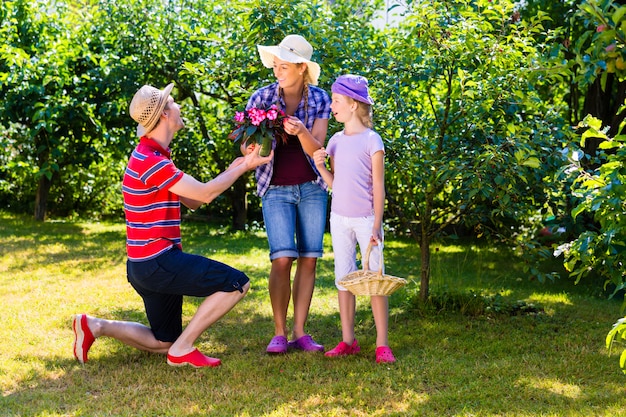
[375,346,396,363]
[325,339,360,357]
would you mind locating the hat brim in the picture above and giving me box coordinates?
[257,45,320,86]
[137,83,174,137]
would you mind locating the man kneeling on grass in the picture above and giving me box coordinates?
[72,83,272,368]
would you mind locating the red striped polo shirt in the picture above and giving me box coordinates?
[122,137,184,261]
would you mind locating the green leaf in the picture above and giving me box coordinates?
[581,115,603,131]
[571,203,588,220]
[507,123,516,135]
[608,326,618,349]
[564,257,578,272]
[245,125,258,138]
[613,6,626,25]
[521,157,540,168]
[598,140,620,149]
[581,128,607,147]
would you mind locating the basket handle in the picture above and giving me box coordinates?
[363,239,384,276]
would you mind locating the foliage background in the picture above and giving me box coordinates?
[2,0,626,300]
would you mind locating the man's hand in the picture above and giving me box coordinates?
[241,144,273,170]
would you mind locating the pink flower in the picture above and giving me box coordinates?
[606,43,616,52]
[266,108,278,121]
[248,108,267,126]
[229,102,287,147]
[597,24,608,32]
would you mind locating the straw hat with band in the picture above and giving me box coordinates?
[129,83,174,137]
[257,35,321,86]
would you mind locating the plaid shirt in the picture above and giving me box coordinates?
[246,82,331,196]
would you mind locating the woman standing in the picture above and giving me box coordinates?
[245,34,331,354]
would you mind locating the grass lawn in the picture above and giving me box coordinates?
[0,211,625,417]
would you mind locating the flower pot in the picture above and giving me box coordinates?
[260,134,272,157]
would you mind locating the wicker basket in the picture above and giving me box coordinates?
[339,241,407,296]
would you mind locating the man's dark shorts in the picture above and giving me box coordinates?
[127,246,249,343]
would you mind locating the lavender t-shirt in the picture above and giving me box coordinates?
[326,128,384,217]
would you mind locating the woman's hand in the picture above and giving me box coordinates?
[283,115,305,136]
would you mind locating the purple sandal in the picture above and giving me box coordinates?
[288,334,324,352]
[266,335,288,354]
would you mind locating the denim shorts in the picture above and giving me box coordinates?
[127,247,249,342]
[261,181,328,260]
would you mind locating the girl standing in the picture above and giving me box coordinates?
[313,74,396,363]
[245,35,331,354]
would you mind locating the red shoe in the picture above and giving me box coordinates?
[72,314,95,364]
[375,346,396,363]
[325,339,361,357]
[167,348,221,368]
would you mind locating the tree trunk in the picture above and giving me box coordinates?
[419,194,433,302]
[420,231,431,302]
[230,177,248,230]
[581,76,626,156]
[34,174,51,221]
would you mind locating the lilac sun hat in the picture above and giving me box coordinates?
[331,74,374,105]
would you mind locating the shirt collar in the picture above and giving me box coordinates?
[139,136,171,158]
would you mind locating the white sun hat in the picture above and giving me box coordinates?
[257,35,321,85]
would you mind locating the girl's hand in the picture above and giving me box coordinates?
[283,116,305,136]
[313,147,327,168]
[370,231,382,245]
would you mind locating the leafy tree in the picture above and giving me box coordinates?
[555,114,626,298]
[0,0,229,220]
[378,0,569,300]
[0,0,579,269]
[552,0,626,300]
[0,0,142,220]
[564,0,626,152]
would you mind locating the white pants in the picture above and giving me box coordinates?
[330,212,384,291]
